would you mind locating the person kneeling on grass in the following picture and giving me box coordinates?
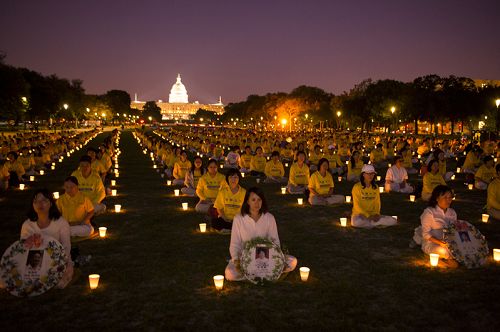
[225,187,297,281]
[264,151,287,184]
[308,158,345,205]
[212,169,247,232]
[351,164,397,228]
[181,156,204,196]
[56,176,95,237]
[287,151,310,194]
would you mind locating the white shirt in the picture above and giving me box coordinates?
[420,206,457,242]
[385,165,408,184]
[229,212,280,260]
[20,217,71,261]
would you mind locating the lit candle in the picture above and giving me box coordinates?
[482,214,489,223]
[338,176,342,182]
[451,175,456,180]
[388,163,392,167]
[53,192,59,199]
[410,195,416,202]
[115,164,119,169]
[220,165,223,169]
[345,196,351,203]
[114,204,121,213]
[51,165,55,170]
[111,189,117,196]
[213,275,224,290]
[153,164,157,169]
[285,163,289,167]
[376,176,381,181]
[167,180,172,186]
[199,223,207,233]
[29,176,35,182]
[379,186,384,193]
[429,253,439,267]
[281,187,286,194]
[88,274,100,289]
[40,170,45,175]
[494,249,500,261]
[297,198,303,205]
[456,167,461,173]
[19,184,25,190]
[299,267,310,282]
[98,227,107,238]
[174,189,180,196]
[256,178,260,184]
[392,216,398,221]
[468,184,473,190]
[111,180,116,186]
[241,173,245,178]
[115,173,120,178]
[340,217,347,227]
[182,202,188,210]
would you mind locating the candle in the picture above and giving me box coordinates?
[297,198,303,205]
[114,169,119,174]
[40,170,45,175]
[88,274,100,289]
[241,173,245,178]
[285,163,289,167]
[281,187,286,194]
[340,217,347,227]
[29,176,35,182]
[213,275,224,290]
[345,196,351,203]
[153,164,157,169]
[468,184,473,190]
[220,165,223,169]
[256,178,260,184]
[98,227,107,238]
[493,249,500,261]
[429,253,439,267]
[392,216,398,221]
[199,223,207,233]
[338,176,342,182]
[174,189,180,196]
[482,214,489,223]
[376,176,381,181]
[182,202,188,210]
[346,160,349,165]
[456,167,461,173]
[115,164,119,169]
[410,195,415,202]
[111,189,117,196]
[115,173,120,178]
[53,192,59,199]
[19,184,25,190]
[111,180,116,186]
[299,267,310,282]
[167,180,172,186]
[451,175,456,180]
[51,165,55,170]
[114,204,121,213]
[379,186,384,193]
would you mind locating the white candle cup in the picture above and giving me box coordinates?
[410,195,416,202]
[285,163,289,167]
[451,175,456,180]
[241,173,245,178]
[111,189,117,196]
[213,275,224,290]
[281,187,286,194]
[111,180,116,186]
[493,249,500,261]
[220,165,223,169]
[346,160,349,165]
[115,164,119,169]
[114,204,121,213]
[19,184,25,190]
[299,267,310,282]
[388,163,392,167]
[345,196,351,203]
[297,198,303,205]
[39,170,45,175]
[174,189,180,196]
[114,169,119,174]
[429,253,439,267]
[256,178,260,184]
[468,184,473,190]
[376,176,381,181]
[53,192,59,199]
[456,167,461,173]
[392,216,398,221]
[51,165,55,170]
[89,274,100,289]
[182,202,188,210]
[153,165,157,169]
[167,180,172,186]
[115,173,120,178]
[338,176,342,182]
[29,176,35,182]
[340,217,347,227]
[379,186,384,193]
[98,227,107,238]
[482,214,489,223]
[199,223,207,233]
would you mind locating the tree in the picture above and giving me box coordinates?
[143,101,162,122]
[104,90,131,116]
[0,64,28,124]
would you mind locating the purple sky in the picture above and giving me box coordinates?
[1,0,499,104]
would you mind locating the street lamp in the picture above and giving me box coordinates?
[390,106,396,132]
[336,111,341,129]
[496,99,500,132]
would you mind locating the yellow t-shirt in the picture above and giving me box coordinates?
[487,178,500,210]
[239,154,252,169]
[173,159,192,180]
[250,156,267,172]
[308,171,334,196]
[71,169,105,204]
[265,160,284,178]
[288,163,310,186]
[463,152,479,170]
[196,172,226,200]
[324,153,343,168]
[214,186,247,221]
[5,160,25,177]
[438,160,447,176]
[91,160,106,175]
[347,160,364,178]
[308,152,322,166]
[475,165,496,183]
[402,150,413,169]
[56,192,94,224]
[370,149,384,163]
[422,172,446,196]
[352,182,381,217]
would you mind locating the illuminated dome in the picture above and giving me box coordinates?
[168,74,189,103]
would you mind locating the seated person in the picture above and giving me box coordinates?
[239,146,253,173]
[224,146,241,169]
[369,143,387,169]
[5,151,25,187]
[20,189,73,288]
[324,146,344,175]
[172,150,192,186]
[19,147,35,176]
[250,146,266,177]
[487,164,500,220]
[384,156,414,193]
[87,147,107,182]
[434,149,454,181]
[280,143,294,162]
[351,165,397,228]
[56,176,95,237]
[287,151,310,194]
[225,187,297,281]
[308,158,345,205]
[347,151,364,182]
[422,160,446,201]
[212,169,246,232]
[400,144,418,174]
[71,156,106,215]
[195,159,226,213]
[462,148,482,174]
[264,151,287,184]
[475,155,496,190]
[308,145,322,172]
[181,156,204,196]
[0,159,9,191]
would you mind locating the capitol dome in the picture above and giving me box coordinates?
[168,74,189,103]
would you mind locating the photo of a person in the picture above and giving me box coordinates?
[26,250,43,270]
[459,231,471,243]
[255,247,269,260]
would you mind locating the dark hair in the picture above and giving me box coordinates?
[225,168,242,184]
[317,158,329,171]
[483,155,494,164]
[350,151,360,169]
[394,155,403,163]
[7,151,18,159]
[427,159,439,172]
[428,185,453,207]
[240,186,269,216]
[191,156,206,175]
[360,173,377,189]
[87,147,98,153]
[27,189,61,221]
[496,163,500,173]
[207,158,218,167]
[271,151,280,158]
[80,155,92,164]
[255,146,263,153]
[64,176,79,186]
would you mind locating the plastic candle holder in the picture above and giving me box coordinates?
[114,204,121,213]
[340,218,347,227]
[174,189,180,196]
[281,187,286,194]
[167,180,172,186]
[468,184,473,190]
[98,227,107,238]
[241,173,245,178]
[53,192,59,199]
[111,180,116,186]
[88,274,100,289]
[482,214,489,223]
[29,176,35,182]
[111,189,117,196]
[345,196,351,203]
[199,223,207,233]
[429,253,439,267]
[299,267,310,281]
[379,186,384,193]
[338,176,342,182]
[493,249,500,261]
[451,175,456,180]
[410,195,416,202]
[297,198,303,205]
[40,170,45,175]
[182,202,188,210]
[457,167,461,173]
[376,176,381,181]
[213,275,224,290]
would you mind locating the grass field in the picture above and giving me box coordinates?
[1,129,500,331]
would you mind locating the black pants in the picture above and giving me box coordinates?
[211,217,233,231]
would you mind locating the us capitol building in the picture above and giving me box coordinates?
[131,74,225,120]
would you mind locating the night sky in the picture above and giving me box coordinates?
[1,0,499,103]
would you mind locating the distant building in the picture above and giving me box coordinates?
[131,74,224,120]
[474,79,500,89]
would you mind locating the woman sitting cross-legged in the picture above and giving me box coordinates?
[287,151,310,194]
[195,159,226,213]
[264,151,287,184]
[308,158,345,205]
[421,160,446,202]
[384,155,414,194]
[212,169,247,232]
[225,187,297,281]
[172,150,192,186]
[351,164,397,228]
[181,156,205,196]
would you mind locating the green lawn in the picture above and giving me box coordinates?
[1,130,499,331]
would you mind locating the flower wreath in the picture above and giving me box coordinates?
[444,220,489,269]
[240,237,285,284]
